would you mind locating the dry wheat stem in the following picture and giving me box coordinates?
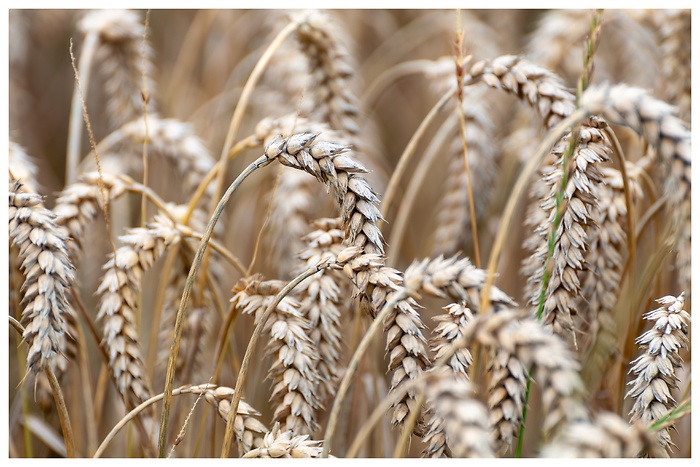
[157,154,271,457]
[65,31,98,185]
[68,38,118,257]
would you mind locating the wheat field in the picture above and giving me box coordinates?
[7,8,692,458]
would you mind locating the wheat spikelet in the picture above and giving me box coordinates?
[403,256,516,310]
[8,182,74,378]
[184,384,268,455]
[242,422,324,458]
[431,303,474,379]
[423,368,495,458]
[625,293,690,455]
[230,276,321,435]
[294,217,348,403]
[522,117,611,347]
[78,9,157,129]
[97,214,181,406]
[542,412,662,458]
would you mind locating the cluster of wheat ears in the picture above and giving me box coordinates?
[7,8,692,458]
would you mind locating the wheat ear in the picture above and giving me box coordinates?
[542,412,662,458]
[579,165,643,351]
[78,9,157,129]
[293,10,360,138]
[295,217,348,402]
[243,422,325,458]
[625,293,690,455]
[97,214,181,407]
[253,115,342,278]
[425,307,589,439]
[522,117,611,346]
[422,303,474,457]
[581,84,691,296]
[424,368,495,458]
[230,276,321,435]
[656,9,690,122]
[8,182,74,377]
